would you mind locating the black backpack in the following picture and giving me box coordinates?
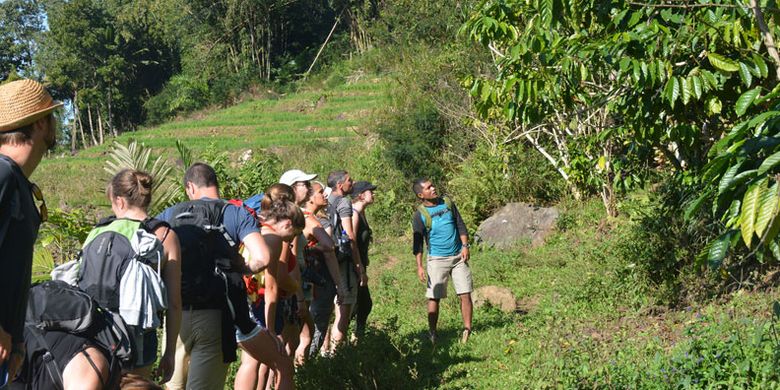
[167,200,240,307]
[328,197,353,263]
[76,217,168,311]
[23,280,133,388]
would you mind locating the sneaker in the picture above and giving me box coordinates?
[461,328,471,344]
[428,331,437,345]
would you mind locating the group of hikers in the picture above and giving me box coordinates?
[0,79,475,390]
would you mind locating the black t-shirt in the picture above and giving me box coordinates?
[0,154,41,344]
[355,210,372,267]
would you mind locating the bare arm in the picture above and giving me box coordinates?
[157,227,181,382]
[262,234,282,335]
[243,231,271,274]
[276,244,299,294]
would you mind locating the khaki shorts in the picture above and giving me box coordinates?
[426,254,473,299]
[338,260,359,305]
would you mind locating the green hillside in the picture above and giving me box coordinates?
[24,70,780,389]
[33,77,390,210]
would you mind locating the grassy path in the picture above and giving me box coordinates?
[295,199,780,388]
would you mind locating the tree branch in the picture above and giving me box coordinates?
[750,0,780,80]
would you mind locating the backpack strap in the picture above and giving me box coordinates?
[26,326,64,388]
[417,196,452,232]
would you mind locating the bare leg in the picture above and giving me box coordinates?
[459,293,473,330]
[256,364,270,390]
[238,330,294,390]
[459,293,473,342]
[295,309,314,365]
[331,303,352,350]
[427,299,440,341]
[234,350,260,390]
[321,324,332,354]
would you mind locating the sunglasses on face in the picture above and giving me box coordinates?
[30,183,48,223]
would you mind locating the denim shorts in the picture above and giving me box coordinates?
[250,298,285,336]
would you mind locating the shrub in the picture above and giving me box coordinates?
[144,74,210,125]
[448,142,565,230]
[616,176,716,305]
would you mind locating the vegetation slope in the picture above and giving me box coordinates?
[29,65,780,388]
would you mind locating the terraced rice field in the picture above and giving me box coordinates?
[33,77,390,209]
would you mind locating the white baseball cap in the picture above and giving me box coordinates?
[279,169,318,186]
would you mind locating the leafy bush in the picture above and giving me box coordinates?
[144,74,210,125]
[199,145,283,201]
[448,142,565,230]
[617,176,717,305]
[375,99,446,182]
[349,141,414,236]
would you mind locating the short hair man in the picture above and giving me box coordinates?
[159,163,289,390]
[412,178,473,344]
[0,79,61,381]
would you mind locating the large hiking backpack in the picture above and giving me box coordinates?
[78,218,165,309]
[25,280,134,385]
[167,200,240,307]
[328,197,353,263]
[52,217,168,330]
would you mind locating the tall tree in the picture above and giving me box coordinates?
[0,0,45,81]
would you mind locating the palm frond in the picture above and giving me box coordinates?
[105,140,183,215]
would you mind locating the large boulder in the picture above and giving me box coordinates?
[472,285,517,313]
[475,203,559,249]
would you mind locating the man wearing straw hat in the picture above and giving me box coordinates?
[0,79,62,382]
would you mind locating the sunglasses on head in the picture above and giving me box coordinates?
[30,183,48,223]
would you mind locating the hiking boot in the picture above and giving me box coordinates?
[461,328,471,344]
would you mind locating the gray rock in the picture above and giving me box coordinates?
[475,203,559,249]
[472,285,517,313]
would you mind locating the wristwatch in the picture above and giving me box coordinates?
[462,243,470,248]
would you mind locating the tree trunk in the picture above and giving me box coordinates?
[97,108,104,145]
[70,92,78,153]
[87,103,97,146]
[74,92,87,149]
[108,89,117,137]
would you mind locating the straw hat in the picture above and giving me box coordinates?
[0,79,63,132]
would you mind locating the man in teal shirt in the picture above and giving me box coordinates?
[411,178,473,344]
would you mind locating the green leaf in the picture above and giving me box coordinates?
[718,162,743,195]
[685,190,711,220]
[708,53,740,72]
[701,70,718,89]
[735,87,761,116]
[739,62,753,88]
[752,53,768,78]
[708,97,722,115]
[692,75,703,99]
[770,240,780,261]
[740,178,766,246]
[758,150,780,174]
[681,77,691,105]
[632,60,641,82]
[708,230,736,269]
[664,77,680,107]
[755,181,778,238]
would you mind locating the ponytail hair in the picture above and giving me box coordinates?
[108,169,153,209]
[263,199,305,231]
[260,183,295,211]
